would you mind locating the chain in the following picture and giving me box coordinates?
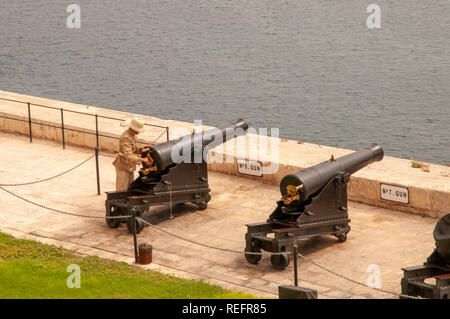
[296,252,422,299]
[136,217,282,256]
[0,154,94,187]
[0,185,130,219]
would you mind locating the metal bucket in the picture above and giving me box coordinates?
[138,244,153,265]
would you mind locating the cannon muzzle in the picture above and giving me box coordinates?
[280,143,384,204]
[150,119,248,171]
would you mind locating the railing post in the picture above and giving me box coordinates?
[293,244,298,287]
[166,126,169,141]
[27,102,32,143]
[95,147,101,195]
[60,108,65,149]
[95,114,99,149]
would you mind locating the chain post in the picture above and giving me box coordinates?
[132,209,139,263]
[293,244,298,287]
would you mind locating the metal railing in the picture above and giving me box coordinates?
[0,96,170,150]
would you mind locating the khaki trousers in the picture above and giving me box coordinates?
[115,168,134,192]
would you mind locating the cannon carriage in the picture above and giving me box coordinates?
[244,143,384,270]
[400,213,450,299]
[105,119,248,233]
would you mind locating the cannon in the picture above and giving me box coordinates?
[105,119,248,233]
[244,143,384,270]
[401,213,450,299]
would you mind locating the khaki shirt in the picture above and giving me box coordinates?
[112,129,142,172]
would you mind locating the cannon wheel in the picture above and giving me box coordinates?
[244,241,262,264]
[197,201,208,210]
[334,224,350,242]
[271,253,290,270]
[106,205,121,229]
[127,217,144,234]
[336,233,347,242]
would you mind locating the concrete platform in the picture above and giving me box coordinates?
[0,132,439,298]
[1,90,449,218]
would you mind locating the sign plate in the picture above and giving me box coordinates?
[380,183,409,204]
[237,159,263,177]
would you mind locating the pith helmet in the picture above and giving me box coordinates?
[123,117,145,133]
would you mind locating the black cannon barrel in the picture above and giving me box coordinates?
[150,119,248,170]
[433,213,450,263]
[280,143,384,202]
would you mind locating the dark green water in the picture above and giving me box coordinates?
[1,1,449,164]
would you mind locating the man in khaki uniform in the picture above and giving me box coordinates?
[112,117,149,191]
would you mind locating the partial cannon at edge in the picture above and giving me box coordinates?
[426,213,450,268]
[400,214,450,299]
